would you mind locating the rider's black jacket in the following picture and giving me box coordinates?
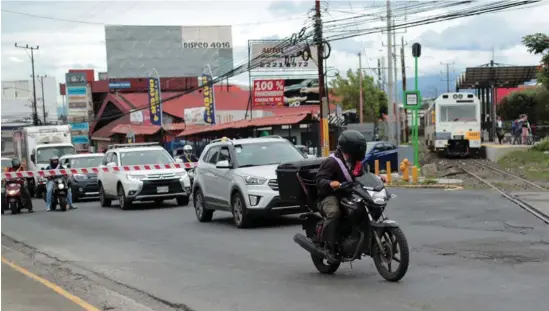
[181,154,198,163]
[316,151,354,201]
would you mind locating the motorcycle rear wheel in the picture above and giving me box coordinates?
[372,227,409,282]
[311,254,340,274]
[9,202,20,215]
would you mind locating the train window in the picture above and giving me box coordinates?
[467,94,474,98]
[439,105,477,122]
[442,95,449,99]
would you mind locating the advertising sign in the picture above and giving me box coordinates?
[201,66,216,125]
[252,77,319,107]
[72,136,90,144]
[67,95,87,102]
[70,122,89,131]
[184,107,207,125]
[67,87,87,95]
[249,40,318,72]
[109,82,131,89]
[65,72,87,86]
[130,110,144,124]
[68,108,88,116]
[148,76,162,126]
[68,102,88,109]
[105,25,234,78]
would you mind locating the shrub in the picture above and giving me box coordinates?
[532,137,549,152]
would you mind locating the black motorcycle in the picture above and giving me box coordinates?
[277,159,409,281]
[43,175,69,212]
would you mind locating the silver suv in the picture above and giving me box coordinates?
[192,136,308,228]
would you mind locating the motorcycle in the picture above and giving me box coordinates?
[187,167,195,186]
[43,175,69,211]
[277,159,409,281]
[2,178,28,215]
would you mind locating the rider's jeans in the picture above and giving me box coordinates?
[45,180,73,210]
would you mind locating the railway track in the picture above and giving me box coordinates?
[459,160,549,224]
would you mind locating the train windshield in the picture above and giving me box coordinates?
[439,105,477,122]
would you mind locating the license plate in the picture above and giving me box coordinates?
[465,131,481,140]
[157,186,169,193]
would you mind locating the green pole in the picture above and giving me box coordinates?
[413,57,420,168]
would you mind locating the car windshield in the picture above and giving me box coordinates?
[439,105,477,122]
[1,159,11,170]
[235,141,305,167]
[120,149,173,166]
[36,146,76,163]
[366,142,378,153]
[69,156,103,168]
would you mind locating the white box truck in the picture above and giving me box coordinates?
[13,125,76,197]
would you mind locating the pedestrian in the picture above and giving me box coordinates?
[512,118,520,145]
[496,116,504,144]
[521,114,530,145]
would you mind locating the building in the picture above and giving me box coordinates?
[1,76,59,123]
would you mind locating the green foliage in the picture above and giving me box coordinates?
[532,137,549,152]
[522,33,549,90]
[497,87,549,123]
[329,69,388,121]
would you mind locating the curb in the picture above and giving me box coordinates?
[386,184,463,189]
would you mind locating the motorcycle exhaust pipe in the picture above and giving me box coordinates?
[293,233,326,258]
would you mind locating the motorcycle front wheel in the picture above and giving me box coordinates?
[372,227,409,282]
[59,197,67,211]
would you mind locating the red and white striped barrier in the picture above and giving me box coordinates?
[2,163,197,180]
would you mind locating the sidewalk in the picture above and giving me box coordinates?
[1,262,87,311]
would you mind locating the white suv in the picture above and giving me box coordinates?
[97,143,191,209]
[192,136,308,228]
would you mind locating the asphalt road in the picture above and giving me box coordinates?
[2,189,549,311]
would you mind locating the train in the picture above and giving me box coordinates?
[424,92,481,156]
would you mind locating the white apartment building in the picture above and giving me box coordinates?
[1,76,59,123]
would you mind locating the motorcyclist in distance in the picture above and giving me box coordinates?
[181,144,198,163]
[45,156,77,211]
[315,130,375,263]
[3,158,33,212]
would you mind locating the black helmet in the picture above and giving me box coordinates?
[337,130,367,162]
[11,158,21,169]
[50,156,59,167]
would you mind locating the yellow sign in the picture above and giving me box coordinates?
[465,131,481,140]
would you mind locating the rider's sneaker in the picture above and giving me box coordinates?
[69,205,77,209]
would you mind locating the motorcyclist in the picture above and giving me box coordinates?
[315,130,370,262]
[181,145,198,163]
[45,156,77,211]
[3,158,33,212]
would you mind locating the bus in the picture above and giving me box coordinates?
[424,93,481,156]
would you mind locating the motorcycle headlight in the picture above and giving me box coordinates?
[7,190,18,196]
[57,183,65,190]
[73,174,88,181]
[242,175,267,185]
[367,188,387,204]
[127,174,146,181]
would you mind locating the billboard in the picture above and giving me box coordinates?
[252,77,319,107]
[249,40,318,72]
[184,107,207,125]
[105,25,234,78]
[201,70,216,125]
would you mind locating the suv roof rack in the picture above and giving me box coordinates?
[210,137,233,144]
[260,135,284,139]
[108,142,160,150]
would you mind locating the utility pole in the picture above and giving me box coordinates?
[392,18,400,144]
[40,75,47,124]
[15,43,40,126]
[377,58,382,90]
[385,0,395,144]
[401,37,409,143]
[441,61,455,92]
[358,52,364,123]
[315,0,329,157]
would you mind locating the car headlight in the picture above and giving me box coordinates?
[127,174,146,181]
[73,174,88,181]
[175,171,187,178]
[242,175,267,185]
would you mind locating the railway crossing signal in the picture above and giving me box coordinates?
[405,43,423,168]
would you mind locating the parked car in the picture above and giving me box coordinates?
[192,136,308,228]
[97,143,191,209]
[60,153,104,201]
[363,141,399,173]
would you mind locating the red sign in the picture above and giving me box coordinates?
[252,79,285,107]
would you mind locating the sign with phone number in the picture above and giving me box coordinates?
[259,61,309,69]
[183,42,231,49]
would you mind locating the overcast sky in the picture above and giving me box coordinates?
[2,0,548,107]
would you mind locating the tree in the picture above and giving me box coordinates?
[329,69,388,121]
[497,87,549,123]
[522,33,549,90]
